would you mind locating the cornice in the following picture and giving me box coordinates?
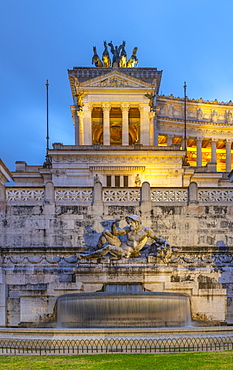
[68,67,162,95]
[158,94,233,107]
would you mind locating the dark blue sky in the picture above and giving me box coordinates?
[1,0,233,171]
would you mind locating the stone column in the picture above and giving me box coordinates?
[167,134,173,147]
[139,104,150,146]
[226,139,232,172]
[121,103,130,146]
[211,138,217,163]
[77,111,84,146]
[83,103,92,145]
[196,137,203,166]
[102,103,111,146]
[149,111,155,146]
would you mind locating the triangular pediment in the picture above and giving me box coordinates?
[79,70,152,89]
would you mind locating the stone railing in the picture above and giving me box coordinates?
[151,189,188,202]
[4,182,233,205]
[103,189,140,202]
[55,188,92,202]
[6,188,45,202]
[198,189,233,202]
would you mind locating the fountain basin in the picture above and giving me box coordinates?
[57,292,191,328]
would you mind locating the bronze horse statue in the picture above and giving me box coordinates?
[92,47,103,67]
[127,47,138,67]
[102,41,111,67]
[119,41,127,67]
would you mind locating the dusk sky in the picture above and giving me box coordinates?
[1,0,233,173]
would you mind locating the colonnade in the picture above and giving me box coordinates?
[74,102,151,146]
[195,137,232,171]
[72,104,232,172]
[160,135,232,172]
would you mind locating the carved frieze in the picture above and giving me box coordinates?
[52,154,179,165]
[88,77,136,88]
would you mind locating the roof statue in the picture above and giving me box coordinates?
[92,41,138,67]
[102,41,111,67]
[145,93,156,111]
[92,46,103,67]
[119,41,127,67]
[127,47,138,67]
[74,91,86,111]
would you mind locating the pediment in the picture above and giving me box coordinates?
[79,70,152,89]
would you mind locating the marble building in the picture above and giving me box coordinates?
[1,44,233,327]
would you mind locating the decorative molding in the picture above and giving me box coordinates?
[2,253,233,266]
[52,155,180,165]
[89,166,145,171]
[51,170,66,177]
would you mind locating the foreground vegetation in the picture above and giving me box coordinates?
[0,351,233,370]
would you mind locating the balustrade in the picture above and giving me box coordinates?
[5,186,233,204]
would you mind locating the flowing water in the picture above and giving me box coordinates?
[57,284,191,328]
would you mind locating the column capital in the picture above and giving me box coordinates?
[196,136,203,142]
[102,102,111,111]
[139,103,146,111]
[83,102,93,112]
[226,138,232,145]
[121,103,130,111]
[211,138,218,143]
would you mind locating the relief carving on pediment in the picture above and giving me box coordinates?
[89,76,140,88]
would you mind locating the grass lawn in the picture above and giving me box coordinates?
[0,351,233,370]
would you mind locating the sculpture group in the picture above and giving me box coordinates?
[79,214,174,263]
[92,41,138,68]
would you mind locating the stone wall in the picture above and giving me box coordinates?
[1,182,233,326]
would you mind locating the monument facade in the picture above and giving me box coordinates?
[1,42,233,327]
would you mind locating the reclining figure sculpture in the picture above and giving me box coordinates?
[79,215,171,260]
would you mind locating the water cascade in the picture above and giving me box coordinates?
[57,284,192,328]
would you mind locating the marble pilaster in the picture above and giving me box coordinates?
[211,138,217,164]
